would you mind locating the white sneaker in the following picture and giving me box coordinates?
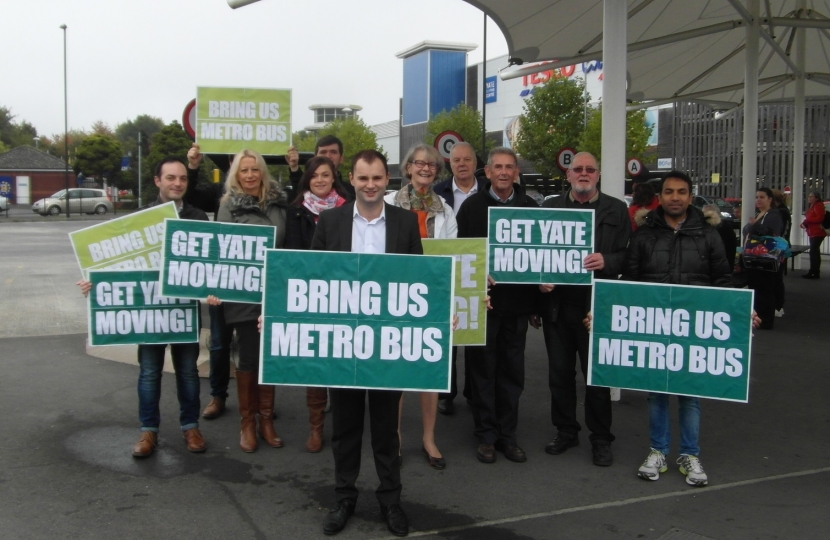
[775,309,784,318]
[638,449,667,481]
[678,454,708,486]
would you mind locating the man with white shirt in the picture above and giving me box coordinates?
[311,150,422,537]
[432,142,486,414]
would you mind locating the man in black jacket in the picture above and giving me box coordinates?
[432,142,487,415]
[622,171,731,487]
[455,147,539,465]
[540,152,630,467]
[312,150,418,537]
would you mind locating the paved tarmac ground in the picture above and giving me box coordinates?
[1,221,828,539]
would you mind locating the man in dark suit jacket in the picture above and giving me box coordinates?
[311,149,421,538]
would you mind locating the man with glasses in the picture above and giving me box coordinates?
[539,152,631,467]
[455,147,539,465]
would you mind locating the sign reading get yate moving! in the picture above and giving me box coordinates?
[260,250,454,392]
[159,219,275,304]
[488,207,594,284]
[88,270,199,346]
[69,202,178,279]
[422,238,487,346]
[588,281,754,403]
[196,87,291,155]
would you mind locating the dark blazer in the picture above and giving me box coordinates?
[311,202,423,256]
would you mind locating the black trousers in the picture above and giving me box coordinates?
[330,388,402,506]
[467,312,528,446]
[440,347,472,402]
[231,320,260,373]
[542,305,614,443]
[809,236,825,275]
[748,270,777,329]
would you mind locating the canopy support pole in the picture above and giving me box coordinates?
[741,0,760,235]
[601,0,627,199]
[791,0,806,268]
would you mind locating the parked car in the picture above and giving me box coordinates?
[32,188,113,216]
[0,194,8,213]
[693,195,738,229]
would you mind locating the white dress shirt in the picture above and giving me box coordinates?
[352,204,387,254]
[451,177,478,215]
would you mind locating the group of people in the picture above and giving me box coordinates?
[79,136,794,537]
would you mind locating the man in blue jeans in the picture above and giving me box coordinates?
[80,157,209,457]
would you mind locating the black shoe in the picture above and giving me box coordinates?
[380,504,409,537]
[422,446,446,470]
[495,440,527,463]
[591,440,613,467]
[323,499,355,535]
[476,443,496,464]
[545,435,579,455]
[802,273,820,279]
[437,398,454,415]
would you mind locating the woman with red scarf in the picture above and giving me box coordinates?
[285,156,350,452]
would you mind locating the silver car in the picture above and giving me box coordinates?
[32,188,113,216]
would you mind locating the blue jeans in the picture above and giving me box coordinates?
[208,304,233,398]
[648,393,700,456]
[137,343,201,431]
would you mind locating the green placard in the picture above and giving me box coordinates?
[422,238,487,346]
[196,86,291,155]
[88,270,199,346]
[159,219,276,304]
[260,250,455,391]
[588,281,754,403]
[488,207,594,284]
[69,202,178,279]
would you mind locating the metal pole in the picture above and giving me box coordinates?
[481,13,487,160]
[61,24,69,218]
[791,0,806,268]
[740,0,760,234]
[138,131,142,207]
[601,0,627,199]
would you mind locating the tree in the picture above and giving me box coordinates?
[143,121,192,202]
[115,115,166,193]
[0,106,39,149]
[515,78,587,178]
[0,140,8,154]
[73,134,123,186]
[45,129,89,162]
[315,117,384,177]
[424,104,492,161]
[91,120,115,137]
[578,104,653,166]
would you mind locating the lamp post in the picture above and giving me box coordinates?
[60,24,70,218]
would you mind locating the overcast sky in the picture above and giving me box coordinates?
[2,0,509,139]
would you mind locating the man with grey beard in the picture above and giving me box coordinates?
[538,152,631,467]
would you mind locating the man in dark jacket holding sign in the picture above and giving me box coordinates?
[540,152,630,467]
[622,171,731,487]
[311,150,421,537]
[455,147,539,465]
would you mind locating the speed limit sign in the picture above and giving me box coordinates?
[557,147,576,171]
[434,131,464,162]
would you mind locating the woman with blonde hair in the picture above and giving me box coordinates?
[385,143,457,470]
[208,149,287,452]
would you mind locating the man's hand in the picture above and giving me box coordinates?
[539,284,555,293]
[529,314,540,329]
[206,295,222,306]
[286,146,299,172]
[76,280,92,298]
[187,143,203,170]
[583,311,593,331]
[583,253,605,272]
[751,310,761,329]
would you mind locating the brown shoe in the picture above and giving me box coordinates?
[237,371,258,452]
[132,431,157,458]
[183,428,206,453]
[306,387,326,453]
[202,397,226,419]
[258,385,284,448]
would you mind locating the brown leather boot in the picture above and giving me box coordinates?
[236,371,258,453]
[202,397,226,419]
[257,384,283,448]
[132,431,157,458]
[306,387,327,453]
